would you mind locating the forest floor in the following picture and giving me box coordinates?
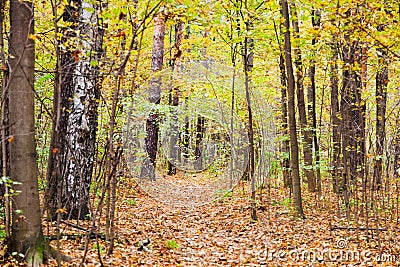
[2,177,400,266]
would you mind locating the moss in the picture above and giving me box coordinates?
[26,242,44,267]
[42,240,73,263]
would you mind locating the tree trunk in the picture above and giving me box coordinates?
[243,20,256,221]
[330,33,341,193]
[340,36,353,216]
[357,45,366,188]
[141,14,165,180]
[307,8,321,193]
[167,88,179,175]
[168,20,183,175]
[8,0,44,263]
[394,118,400,186]
[330,44,341,193]
[194,116,205,170]
[181,115,190,165]
[279,54,291,189]
[276,5,291,189]
[373,27,388,190]
[45,0,77,220]
[290,3,316,192]
[46,0,103,220]
[281,0,304,218]
[340,11,364,216]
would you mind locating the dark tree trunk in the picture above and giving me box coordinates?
[276,6,291,189]
[141,14,165,180]
[167,87,179,175]
[373,28,388,190]
[330,37,341,193]
[357,45,367,187]
[243,20,256,221]
[279,53,291,189]
[340,34,353,215]
[45,0,78,220]
[8,0,45,263]
[307,8,321,193]
[168,20,183,175]
[394,118,400,185]
[194,116,205,170]
[340,11,365,216]
[281,0,304,218]
[290,3,316,192]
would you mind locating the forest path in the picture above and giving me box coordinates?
[42,181,399,266]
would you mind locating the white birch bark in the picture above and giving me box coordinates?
[63,0,103,219]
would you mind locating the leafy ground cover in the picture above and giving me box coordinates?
[1,178,400,266]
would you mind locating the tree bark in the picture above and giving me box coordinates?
[276,5,291,189]
[340,9,365,216]
[45,0,78,220]
[243,20,256,221]
[340,34,353,217]
[279,54,291,188]
[307,8,321,193]
[194,116,205,170]
[290,3,316,192]
[394,118,400,186]
[168,20,183,175]
[8,0,44,263]
[330,36,341,193]
[281,0,304,218]
[46,0,103,220]
[373,26,388,190]
[141,14,165,180]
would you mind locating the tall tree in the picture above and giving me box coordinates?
[274,5,291,189]
[281,0,304,218]
[290,3,316,192]
[307,8,322,193]
[373,25,389,190]
[394,118,400,190]
[339,7,365,216]
[46,0,104,219]
[243,19,256,220]
[168,19,183,175]
[8,0,44,263]
[330,32,341,193]
[339,31,354,216]
[141,13,166,179]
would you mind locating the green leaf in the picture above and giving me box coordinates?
[165,239,179,250]
[84,7,95,13]
[90,60,99,67]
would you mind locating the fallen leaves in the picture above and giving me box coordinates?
[1,179,400,266]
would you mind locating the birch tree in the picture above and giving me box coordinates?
[46,0,104,219]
